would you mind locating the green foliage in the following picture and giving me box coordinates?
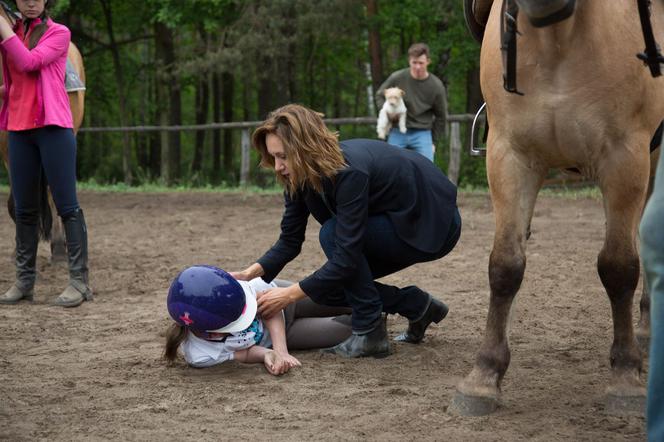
[46,0,488,187]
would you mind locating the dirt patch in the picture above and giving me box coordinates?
[0,191,647,441]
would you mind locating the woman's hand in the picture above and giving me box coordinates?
[230,263,264,281]
[257,284,305,319]
[256,287,292,318]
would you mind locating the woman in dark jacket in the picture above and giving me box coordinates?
[232,104,461,358]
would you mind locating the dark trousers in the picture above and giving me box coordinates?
[283,297,352,350]
[317,208,461,331]
[8,126,80,224]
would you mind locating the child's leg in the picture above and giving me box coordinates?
[292,296,352,318]
[286,315,352,350]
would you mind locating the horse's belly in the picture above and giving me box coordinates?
[494,102,606,168]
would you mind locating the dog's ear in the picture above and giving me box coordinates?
[399,89,406,97]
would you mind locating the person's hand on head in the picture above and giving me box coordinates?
[229,263,264,281]
[257,286,293,319]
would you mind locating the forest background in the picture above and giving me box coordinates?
[0,0,486,188]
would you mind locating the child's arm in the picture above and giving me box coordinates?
[261,311,301,371]
[234,346,292,375]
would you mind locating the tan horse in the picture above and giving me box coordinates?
[0,5,85,262]
[453,0,664,416]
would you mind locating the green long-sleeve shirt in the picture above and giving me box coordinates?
[375,68,448,142]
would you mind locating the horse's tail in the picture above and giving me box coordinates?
[37,167,52,242]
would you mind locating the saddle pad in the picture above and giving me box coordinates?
[65,59,85,92]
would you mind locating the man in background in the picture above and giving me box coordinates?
[375,42,448,162]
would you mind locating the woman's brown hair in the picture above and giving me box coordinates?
[252,104,346,194]
[163,323,188,363]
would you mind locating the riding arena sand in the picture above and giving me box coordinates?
[0,190,648,440]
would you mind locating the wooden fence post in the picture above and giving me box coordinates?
[448,121,461,185]
[240,128,250,187]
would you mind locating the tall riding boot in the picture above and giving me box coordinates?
[0,220,39,304]
[54,209,93,308]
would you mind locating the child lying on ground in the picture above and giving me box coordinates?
[163,265,351,375]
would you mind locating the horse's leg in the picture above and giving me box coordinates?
[451,143,544,416]
[636,148,660,351]
[598,150,650,415]
[48,191,66,264]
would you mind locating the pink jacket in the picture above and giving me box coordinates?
[0,18,73,130]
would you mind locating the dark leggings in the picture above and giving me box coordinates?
[273,280,352,349]
[284,298,352,350]
[8,126,80,223]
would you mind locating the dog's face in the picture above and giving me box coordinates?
[384,87,405,107]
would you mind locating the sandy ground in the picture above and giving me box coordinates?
[0,190,649,441]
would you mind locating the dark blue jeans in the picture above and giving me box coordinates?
[317,208,461,331]
[8,126,80,224]
[642,148,664,442]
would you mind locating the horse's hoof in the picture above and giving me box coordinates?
[449,390,499,416]
[604,392,646,416]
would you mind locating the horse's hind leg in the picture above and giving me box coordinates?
[636,148,660,351]
[598,150,650,415]
[48,192,67,264]
[451,144,545,416]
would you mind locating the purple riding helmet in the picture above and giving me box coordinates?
[167,265,256,333]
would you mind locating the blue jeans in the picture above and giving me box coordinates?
[387,128,434,161]
[642,150,664,442]
[317,209,461,331]
[8,126,80,223]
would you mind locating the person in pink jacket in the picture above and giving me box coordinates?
[0,0,92,308]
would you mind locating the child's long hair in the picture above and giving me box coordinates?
[163,323,188,363]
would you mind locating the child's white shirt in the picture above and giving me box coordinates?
[181,278,278,368]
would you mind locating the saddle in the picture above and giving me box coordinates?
[463,0,493,43]
[65,59,85,92]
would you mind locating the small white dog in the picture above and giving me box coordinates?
[377,87,407,140]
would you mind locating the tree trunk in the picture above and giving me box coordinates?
[149,69,160,179]
[154,21,181,184]
[192,74,209,174]
[257,56,273,120]
[212,72,221,179]
[365,0,384,95]
[99,0,133,185]
[136,38,150,176]
[154,22,171,184]
[191,29,209,175]
[169,79,182,181]
[222,72,235,178]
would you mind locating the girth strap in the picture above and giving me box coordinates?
[636,0,664,78]
[501,0,523,95]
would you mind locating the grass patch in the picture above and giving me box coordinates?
[76,181,283,195]
[0,181,601,199]
[458,184,602,200]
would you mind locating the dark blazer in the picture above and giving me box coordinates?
[257,139,458,296]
